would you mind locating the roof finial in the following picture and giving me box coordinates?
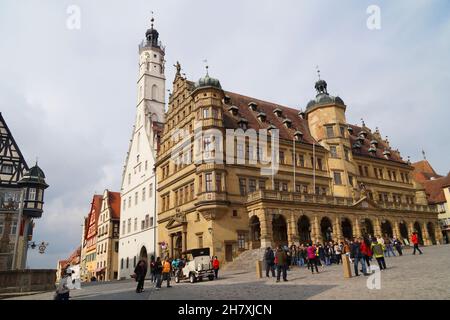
[316,65,321,80]
[422,149,426,160]
[361,118,365,127]
[203,59,209,76]
[150,11,154,29]
[35,156,39,166]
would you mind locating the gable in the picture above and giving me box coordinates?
[351,197,380,210]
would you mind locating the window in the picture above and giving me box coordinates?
[134,218,138,231]
[359,165,363,176]
[122,221,126,235]
[145,215,149,228]
[0,221,3,235]
[127,219,131,233]
[128,196,131,208]
[135,192,138,205]
[142,188,146,201]
[175,190,179,206]
[238,233,246,249]
[237,144,244,160]
[29,188,36,201]
[364,166,369,177]
[149,183,153,198]
[203,108,209,119]
[239,178,247,196]
[150,217,154,227]
[388,171,392,180]
[133,256,136,268]
[330,146,338,158]
[126,258,129,269]
[317,158,323,170]
[216,174,222,192]
[279,151,285,165]
[282,182,288,192]
[128,173,131,185]
[190,183,195,200]
[298,154,305,167]
[11,221,17,235]
[121,259,124,269]
[249,179,257,193]
[205,173,213,192]
[326,126,334,138]
[392,171,397,181]
[374,168,378,179]
[184,186,189,202]
[274,181,280,191]
[333,172,342,185]
[258,179,265,190]
[232,210,238,217]
[198,235,203,248]
[378,168,383,179]
[344,148,350,161]
[1,164,13,174]
[141,220,145,230]
[340,126,345,137]
[348,175,354,187]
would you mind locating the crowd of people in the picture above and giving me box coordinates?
[263,231,424,281]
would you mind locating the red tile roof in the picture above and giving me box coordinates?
[107,191,121,220]
[348,125,406,164]
[412,160,442,183]
[223,91,320,146]
[421,173,450,204]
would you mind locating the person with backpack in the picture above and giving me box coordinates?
[371,238,387,270]
[351,237,369,276]
[411,232,423,255]
[275,245,288,282]
[264,247,276,277]
[393,237,403,256]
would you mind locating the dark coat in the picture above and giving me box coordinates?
[134,262,147,281]
[276,249,287,266]
[350,242,363,259]
[264,249,275,265]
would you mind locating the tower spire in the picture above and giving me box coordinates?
[203,59,209,76]
[150,11,154,29]
[422,149,426,160]
[316,65,321,80]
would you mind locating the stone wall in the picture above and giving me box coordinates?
[0,269,56,293]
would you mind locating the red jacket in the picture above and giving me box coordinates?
[360,242,372,257]
[411,234,419,245]
[212,259,220,269]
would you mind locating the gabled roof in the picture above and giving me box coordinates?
[412,160,442,183]
[222,91,320,145]
[348,125,406,164]
[107,191,121,219]
[421,173,450,204]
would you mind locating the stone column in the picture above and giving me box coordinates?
[393,221,401,240]
[354,216,362,238]
[170,234,174,258]
[334,216,343,242]
[260,209,273,248]
[435,222,443,245]
[422,222,431,246]
[374,217,382,238]
[183,231,187,253]
[313,216,322,244]
[288,211,299,245]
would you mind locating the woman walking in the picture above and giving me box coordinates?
[134,260,147,293]
[212,256,220,279]
[154,257,163,289]
[307,243,319,274]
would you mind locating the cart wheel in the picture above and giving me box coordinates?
[208,275,214,281]
[189,273,196,283]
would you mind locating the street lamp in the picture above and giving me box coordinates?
[28,241,49,254]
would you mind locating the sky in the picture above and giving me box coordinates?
[0,0,449,268]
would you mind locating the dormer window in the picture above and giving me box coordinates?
[347,126,354,134]
[248,102,258,111]
[352,141,362,150]
[238,118,248,130]
[298,110,305,119]
[383,149,391,159]
[223,95,231,104]
[228,105,239,116]
[370,140,378,147]
[294,131,303,141]
[357,135,365,143]
[283,118,292,128]
[368,147,377,155]
[267,124,277,134]
[359,130,368,138]
[273,108,282,117]
[257,112,266,122]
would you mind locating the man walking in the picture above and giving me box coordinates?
[351,237,369,276]
[264,247,275,277]
[162,257,172,288]
[411,232,423,255]
[275,246,288,282]
[134,260,147,293]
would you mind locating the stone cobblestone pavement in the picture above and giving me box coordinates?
[7,245,450,300]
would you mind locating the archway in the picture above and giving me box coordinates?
[249,215,261,249]
[427,222,436,245]
[381,220,393,238]
[272,214,288,247]
[361,218,374,238]
[320,217,333,242]
[298,215,311,244]
[414,221,424,245]
[139,246,148,263]
[399,222,409,242]
[341,218,353,240]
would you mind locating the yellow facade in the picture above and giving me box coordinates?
[156,71,442,265]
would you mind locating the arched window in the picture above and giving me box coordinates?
[120,258,124,269]
[152,84,158,100]
[126,257,129,268]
